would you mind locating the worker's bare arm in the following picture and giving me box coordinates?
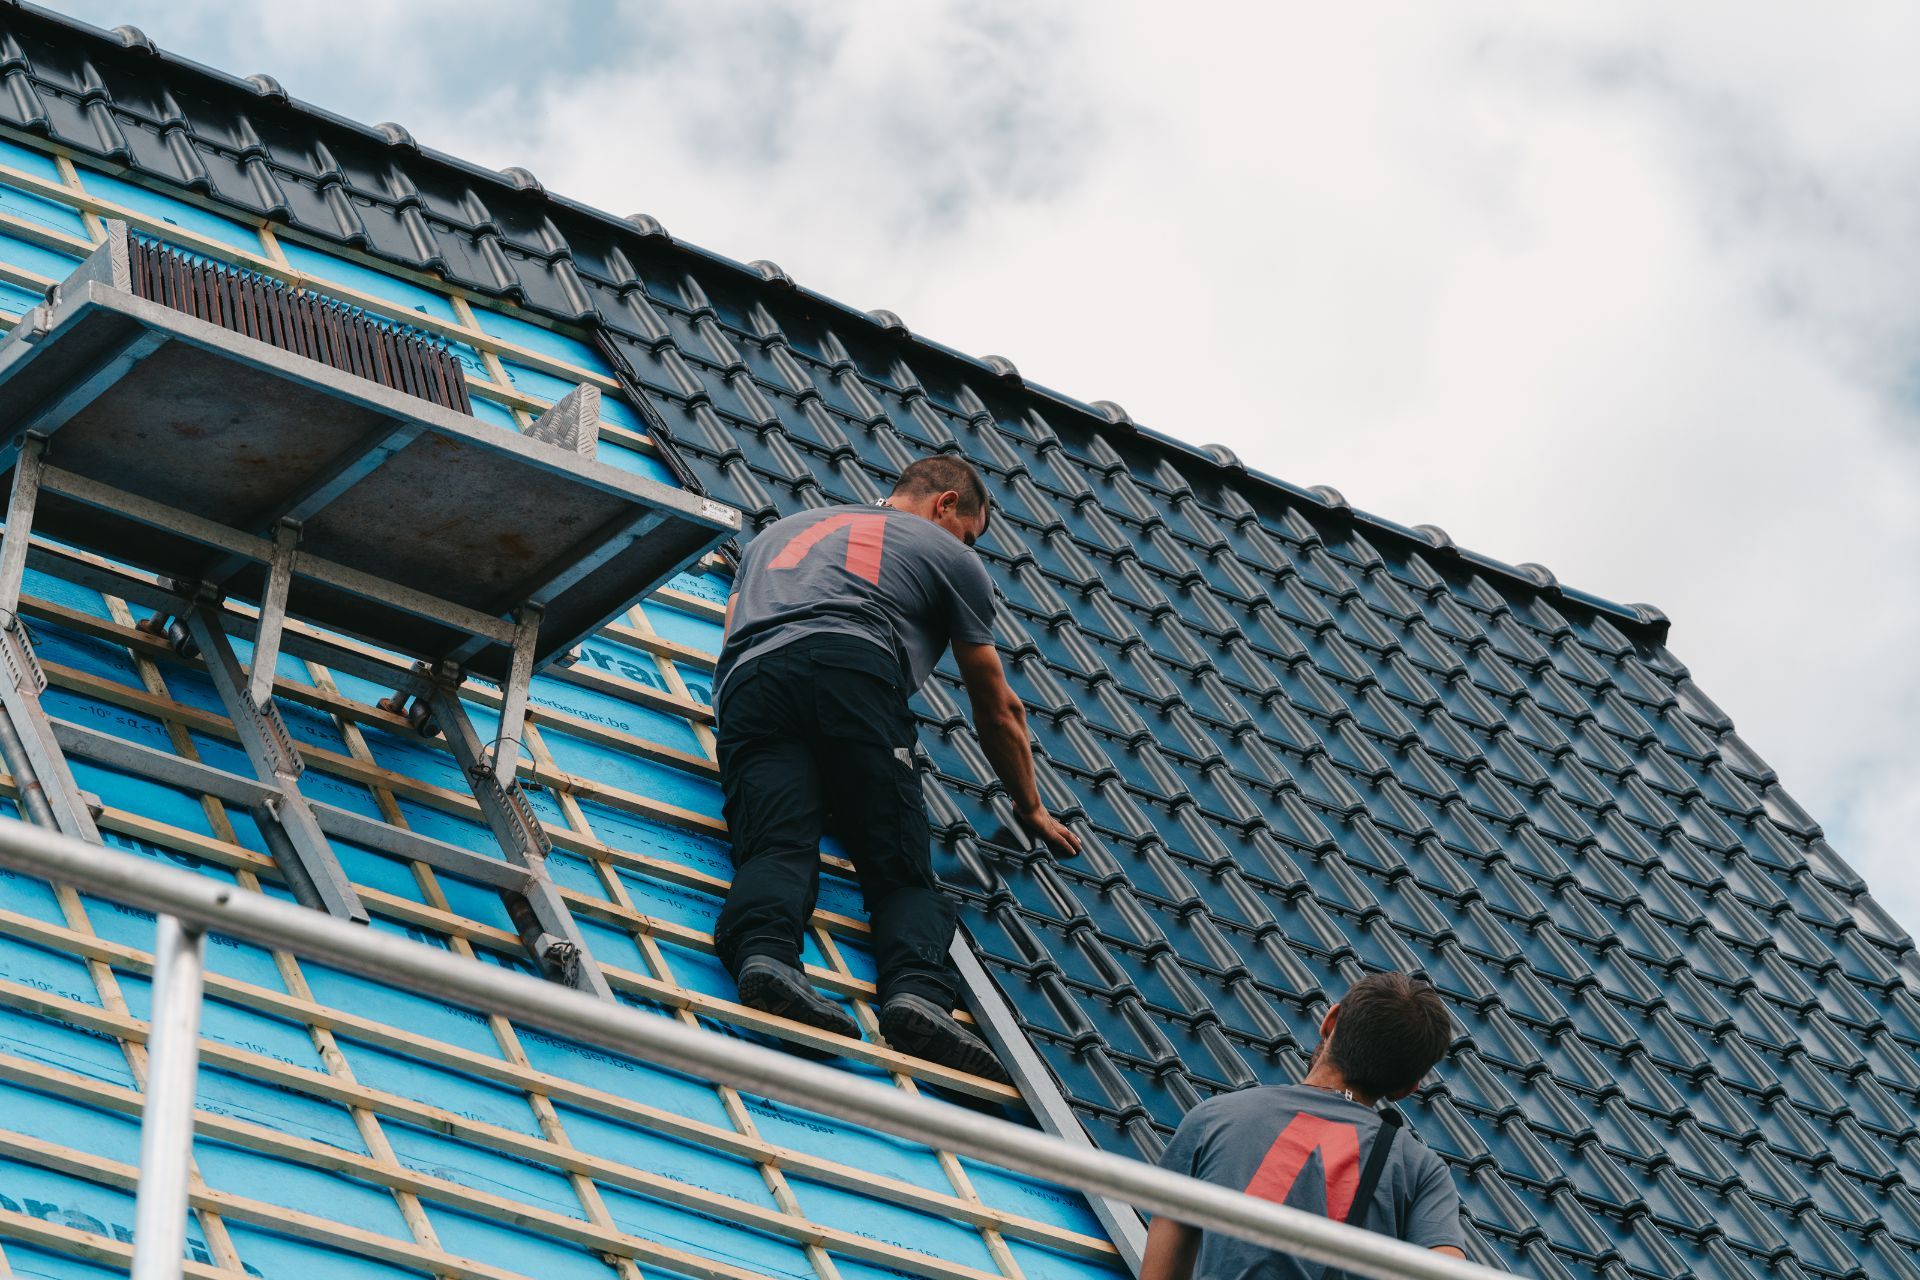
[951,641,1081,858]
[1139,1217,1199,1280]
[1433,1246,1467,1259]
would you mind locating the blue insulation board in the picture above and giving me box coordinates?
[0,128,1127,1280]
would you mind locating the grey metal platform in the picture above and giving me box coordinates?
[0,228,739,682]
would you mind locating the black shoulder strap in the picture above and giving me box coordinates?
[1313,1110,1403,1280]
[1342,1110,1403,1234]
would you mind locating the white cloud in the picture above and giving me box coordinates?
[42,0,1920,928]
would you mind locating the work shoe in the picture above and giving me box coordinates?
[880,994,1011,1085]
[736,956,859,1040]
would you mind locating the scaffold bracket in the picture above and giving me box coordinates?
[246,519,300,712]
[183,603,367,924]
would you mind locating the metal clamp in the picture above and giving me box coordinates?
[0,612,48,698]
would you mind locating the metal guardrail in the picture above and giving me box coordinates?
[0,818,1519,1280]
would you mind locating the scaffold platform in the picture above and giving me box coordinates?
[0,222,739,684]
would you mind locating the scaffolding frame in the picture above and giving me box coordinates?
[18,547,623,1002]
[0,223,738,1000]
[0,504,629,998]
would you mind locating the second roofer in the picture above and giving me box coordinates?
[714,456,1081,1080]
[1141,973,1467,1280]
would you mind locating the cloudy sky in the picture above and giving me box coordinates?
[45,2,1920,929]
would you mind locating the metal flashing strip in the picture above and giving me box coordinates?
[950,938,1150,1272]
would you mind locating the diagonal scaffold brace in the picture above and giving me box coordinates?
[180,594,370,924]
[403,656,614,1001]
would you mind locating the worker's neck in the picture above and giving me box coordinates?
[881,495,932,520]
[1301,1060,1378,1108]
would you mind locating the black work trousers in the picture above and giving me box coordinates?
[714,635,958,1008]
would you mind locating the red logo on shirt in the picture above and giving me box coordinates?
[768,512,889,584]
[1243,1115,1362,1222]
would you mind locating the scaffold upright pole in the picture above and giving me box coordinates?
[130,913,207,1280]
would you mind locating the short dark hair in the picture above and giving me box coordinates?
[1325,973,1452,1096]
[891,455,990,517]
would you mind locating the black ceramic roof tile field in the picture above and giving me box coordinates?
[6,8,1920,1278]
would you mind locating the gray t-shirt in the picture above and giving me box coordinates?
[1156,1085,1466,1280]
[716,504,997,699]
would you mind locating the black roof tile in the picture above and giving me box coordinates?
[7,6,1918,1275]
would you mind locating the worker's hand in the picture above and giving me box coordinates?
[1017,804,1082,858]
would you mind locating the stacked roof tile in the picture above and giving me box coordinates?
[1,6,1918,1279]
